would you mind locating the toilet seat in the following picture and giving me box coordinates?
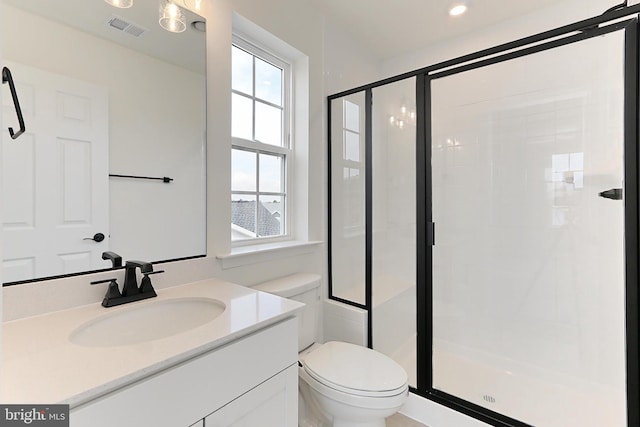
[301,341,408,398]
[299,367,408,414]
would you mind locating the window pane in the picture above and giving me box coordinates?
[232,46,253,95]
[232,194,257,240]
[255,57,282,106]
[232,94,253,140]
[344,100,360,132]
[259,153,283,193]
[232,149,256,191]
[255,102,282,146]
[345,130,360,162]
[258,195,283,237]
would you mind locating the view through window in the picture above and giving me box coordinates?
[231,39,290,242]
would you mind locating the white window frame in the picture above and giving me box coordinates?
[231,35,293,246]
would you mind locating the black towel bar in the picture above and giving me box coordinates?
[109,174,173,183]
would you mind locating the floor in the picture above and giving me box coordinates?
[386,413,428,427]
[387,334,625,427]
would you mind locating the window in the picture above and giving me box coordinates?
[231,37,291,243]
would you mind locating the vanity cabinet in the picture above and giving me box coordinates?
[70,318,298,427]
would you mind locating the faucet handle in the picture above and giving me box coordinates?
[143,270,165,276]
[90,278,119,285]
[91,278,122,307]
[139,270,164,294]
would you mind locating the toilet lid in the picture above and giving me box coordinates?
[302,341,408,396]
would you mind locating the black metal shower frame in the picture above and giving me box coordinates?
[328,6,640,427]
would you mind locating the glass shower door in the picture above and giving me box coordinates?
[429,27,629,426]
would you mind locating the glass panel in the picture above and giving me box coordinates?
[431,31,626,426]
[258,195,283,237]
[371,77,417,388]
[259,153,283,193]
[232,93,253,141]
[231,193,256,240]
[345,100,360,132]
[231,149,256,192]
[330,93,366,305]
[232,46,253,96]
[255,57,282,106]
[255,101,282,146]
[344,130,360,162]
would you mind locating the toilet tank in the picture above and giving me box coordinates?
[252,273,321,351]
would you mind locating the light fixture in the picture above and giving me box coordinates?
[449,3,468,16]
[159,0,186,33]
[182,0,203,11]
[389,104,416,130]
[104,0,133,8]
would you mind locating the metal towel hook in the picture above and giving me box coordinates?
[1,66,26,140]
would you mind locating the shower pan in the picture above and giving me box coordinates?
[329,6,640,427]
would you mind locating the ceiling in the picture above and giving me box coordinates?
[1,0,206,73]
[311,0,576,59]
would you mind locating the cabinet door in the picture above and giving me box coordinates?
[205,365,297,427]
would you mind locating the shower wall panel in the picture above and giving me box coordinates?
[330,93,367,305]
[371,78,418,387]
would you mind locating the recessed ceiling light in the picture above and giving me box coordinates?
[182,0,203,11]
[449,4,468,16]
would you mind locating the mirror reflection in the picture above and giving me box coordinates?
[1,0,207,284]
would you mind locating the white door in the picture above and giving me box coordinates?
[1,61,109,282]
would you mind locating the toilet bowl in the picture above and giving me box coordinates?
[252,274,409,427]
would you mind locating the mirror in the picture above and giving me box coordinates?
[0,0,207,284]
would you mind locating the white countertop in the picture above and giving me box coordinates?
[1,278,303,408]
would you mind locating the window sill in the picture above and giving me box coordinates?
[216,240,323,269]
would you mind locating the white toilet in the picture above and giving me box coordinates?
[253,273,408,427]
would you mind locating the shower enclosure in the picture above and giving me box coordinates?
[329,8,639,427]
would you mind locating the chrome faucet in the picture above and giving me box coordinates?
[90,260,163,307]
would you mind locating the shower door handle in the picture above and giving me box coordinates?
[599,188,623,200]
[427,222,435,246]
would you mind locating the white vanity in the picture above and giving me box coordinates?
[1,279,303,426]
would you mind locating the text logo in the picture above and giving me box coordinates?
[0,405,69,426]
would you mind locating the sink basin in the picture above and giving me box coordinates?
[70,297,226,347]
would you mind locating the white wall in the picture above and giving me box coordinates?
[322,18,381,96]
[0,4,206,263]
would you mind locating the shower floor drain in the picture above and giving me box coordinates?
[483,395,496,403]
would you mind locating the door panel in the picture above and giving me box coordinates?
[2,61,109,282]
[429,29,627,426]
